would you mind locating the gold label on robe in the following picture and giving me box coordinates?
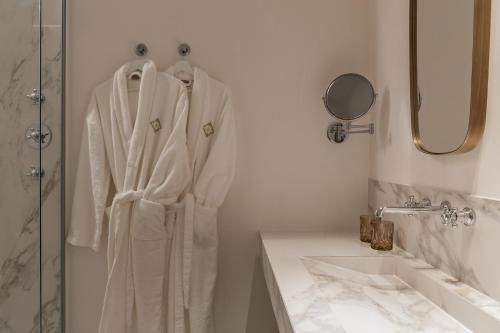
[203,122,215,137]
[150,118,162,132]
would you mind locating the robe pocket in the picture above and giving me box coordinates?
[193,204,218,248]
[131,199,167,241]
[131,199,169,282]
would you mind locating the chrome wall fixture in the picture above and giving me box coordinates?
[135,43,148,56]
[375,195,476,228]
[26,166,45,179]
[25,124,52,149]
[24,89,51,178]
[178,43,191,57]
[327,122,375,143]
[323,73,376,144]
[26,88,45,104]
[134,42,192,57]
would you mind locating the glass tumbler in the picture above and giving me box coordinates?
[371,219,394,251]
[360,215,374,243]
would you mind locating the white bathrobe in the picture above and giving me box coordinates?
[165,67,236,333]
[67,60,191,333]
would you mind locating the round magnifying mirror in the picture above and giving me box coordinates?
[324,73,375,121]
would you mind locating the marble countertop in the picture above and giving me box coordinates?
[260,232,500,333]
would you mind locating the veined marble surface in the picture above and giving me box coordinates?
[301,257,467,332]
[369,179,500,302]
[261,232,500,333]
[0,0,63,331]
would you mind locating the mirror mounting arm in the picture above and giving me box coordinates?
[347,122,374,134]
[327,121,374,144]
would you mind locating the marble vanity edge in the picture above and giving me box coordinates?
[260,238,295,333]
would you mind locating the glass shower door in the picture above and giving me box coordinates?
[0,0,63,331]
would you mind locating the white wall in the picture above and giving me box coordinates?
[370,0,500,199]
[65,1,374,332]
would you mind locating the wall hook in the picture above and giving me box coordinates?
[178,43,191,57]
[135,43,148,56]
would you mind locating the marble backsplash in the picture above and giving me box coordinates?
[369,178,500,302]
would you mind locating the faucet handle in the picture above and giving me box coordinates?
[450,209,460,228]
[404,196,419,217]
[458,208,476,226]
[405,195,416,207]
[441,212,450,226]
[439,201,476,227]
[404,195,431,208]
[440,201,453,226]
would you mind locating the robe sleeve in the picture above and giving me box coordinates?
[67,92,111,252]
[194,89,236,208]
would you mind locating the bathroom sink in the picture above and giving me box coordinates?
[300,255,500,333]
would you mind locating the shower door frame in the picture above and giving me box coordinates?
[39,0,66,330]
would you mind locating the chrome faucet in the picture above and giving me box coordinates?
[375,196,476,228]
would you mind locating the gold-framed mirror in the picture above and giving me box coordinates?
[410,0,491,155]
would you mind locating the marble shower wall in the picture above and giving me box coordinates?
[369,178,500,302]
[0,0,63,332]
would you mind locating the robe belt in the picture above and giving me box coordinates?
[113,190,146,204]
[168,193,195,311]
[183,193,195,310]
[109,190,144,252]
[108,189,146,328]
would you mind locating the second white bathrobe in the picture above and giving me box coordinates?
[68,60,191,333]
[165,67,236,333]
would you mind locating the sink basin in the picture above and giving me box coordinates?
[260,233,500,333]
[301,255,500,333]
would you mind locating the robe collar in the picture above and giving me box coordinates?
[165,66,208,178]
[113,59,157,188]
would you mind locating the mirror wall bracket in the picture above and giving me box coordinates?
[327,121,374,144]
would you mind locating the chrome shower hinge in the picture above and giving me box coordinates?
[26,166,45,179]
[26,88,45,104]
